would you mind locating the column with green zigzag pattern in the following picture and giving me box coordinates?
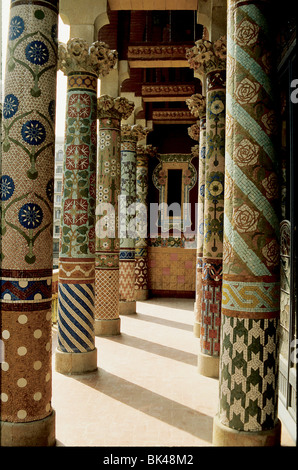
[213,0,281,446]
[55,39,117,374]
[119,124,150,315]
[135,144,156,301]
[0,0,58,446]
[94,95,134,336]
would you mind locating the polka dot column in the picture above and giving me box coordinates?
[0,0,59,446]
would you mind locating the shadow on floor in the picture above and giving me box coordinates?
[73,368,214,444]
[133,312,193,332]
[107,333,197,366]
[141,298,195,312]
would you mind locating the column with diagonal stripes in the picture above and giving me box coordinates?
[94,95,134,336]
[187,37,227,378]
[119,124,150,315]
[135,144,156,301]
[187,95,207,338]
[213,0,281,446]
[0,0,58,446]
[55,39,117,374]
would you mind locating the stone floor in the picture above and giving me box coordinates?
[51,298,295,447]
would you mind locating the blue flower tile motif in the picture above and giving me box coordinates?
[9,16,25,40]
[25,40,49,66]
[3,94,19,119]
[18,203,43,229]
[21,120,46,146]
[46,178,54,203]
[0,175,15,201]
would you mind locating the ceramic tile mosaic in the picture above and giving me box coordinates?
[0,0,58,423]
[148,247,196,292]
[218,0,280,432]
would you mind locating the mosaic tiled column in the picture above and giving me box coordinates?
[94,95,134,336]
[55,39,117,374]
[0,0,58,446]
[213,0,281,446]
[119,124,149,314]
[187,37,226,377]
[187,95,207,338]
[135,144,156,301]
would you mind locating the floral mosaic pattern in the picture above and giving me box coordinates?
[218,0,280,432]
[59,90,97,259]
[200,69,226,358]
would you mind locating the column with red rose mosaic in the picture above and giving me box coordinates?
[187,94,207,338]
[135,144,156,301]
[94,95,134,336]
[119,124,150,315]
[213,0,281,446]
[0,0,58,446]
[187,37,226,377]
[55,39,117,374]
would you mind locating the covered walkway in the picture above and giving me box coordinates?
[51,299,294,447]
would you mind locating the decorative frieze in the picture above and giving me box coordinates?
[142,84,195,97]
[128,44,190,60]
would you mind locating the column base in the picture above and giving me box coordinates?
[119,301,136,315]
[135,289,149,301]
[0,410,55,447]
[55,347,98,375]
[94,318,121,336]
[212,415,281,447]
[197,351,219,378]
[193,321,201,338]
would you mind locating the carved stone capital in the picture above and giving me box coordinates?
[97,95,134,120]
[58,38,118,77]
[188,123,200,141]
[186,36,226,76]
[186,93,206,119]
[137,144,157,158]
[121,124,151,142]
[191,144,200,158]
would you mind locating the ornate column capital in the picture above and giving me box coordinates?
[136,144,157,158]
[97,95,134,120]
[58,38,118,77]
[186,36,227,75]
[191,144,200,158]
[188,123,201,141]
[186,93,206,119]
[121,124,151,142]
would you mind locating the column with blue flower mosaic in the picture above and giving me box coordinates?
[187,94,207,338]
[0,0,58,446]
[55,39,117,374]
[119,124,150,315]
[187,37,226,377]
